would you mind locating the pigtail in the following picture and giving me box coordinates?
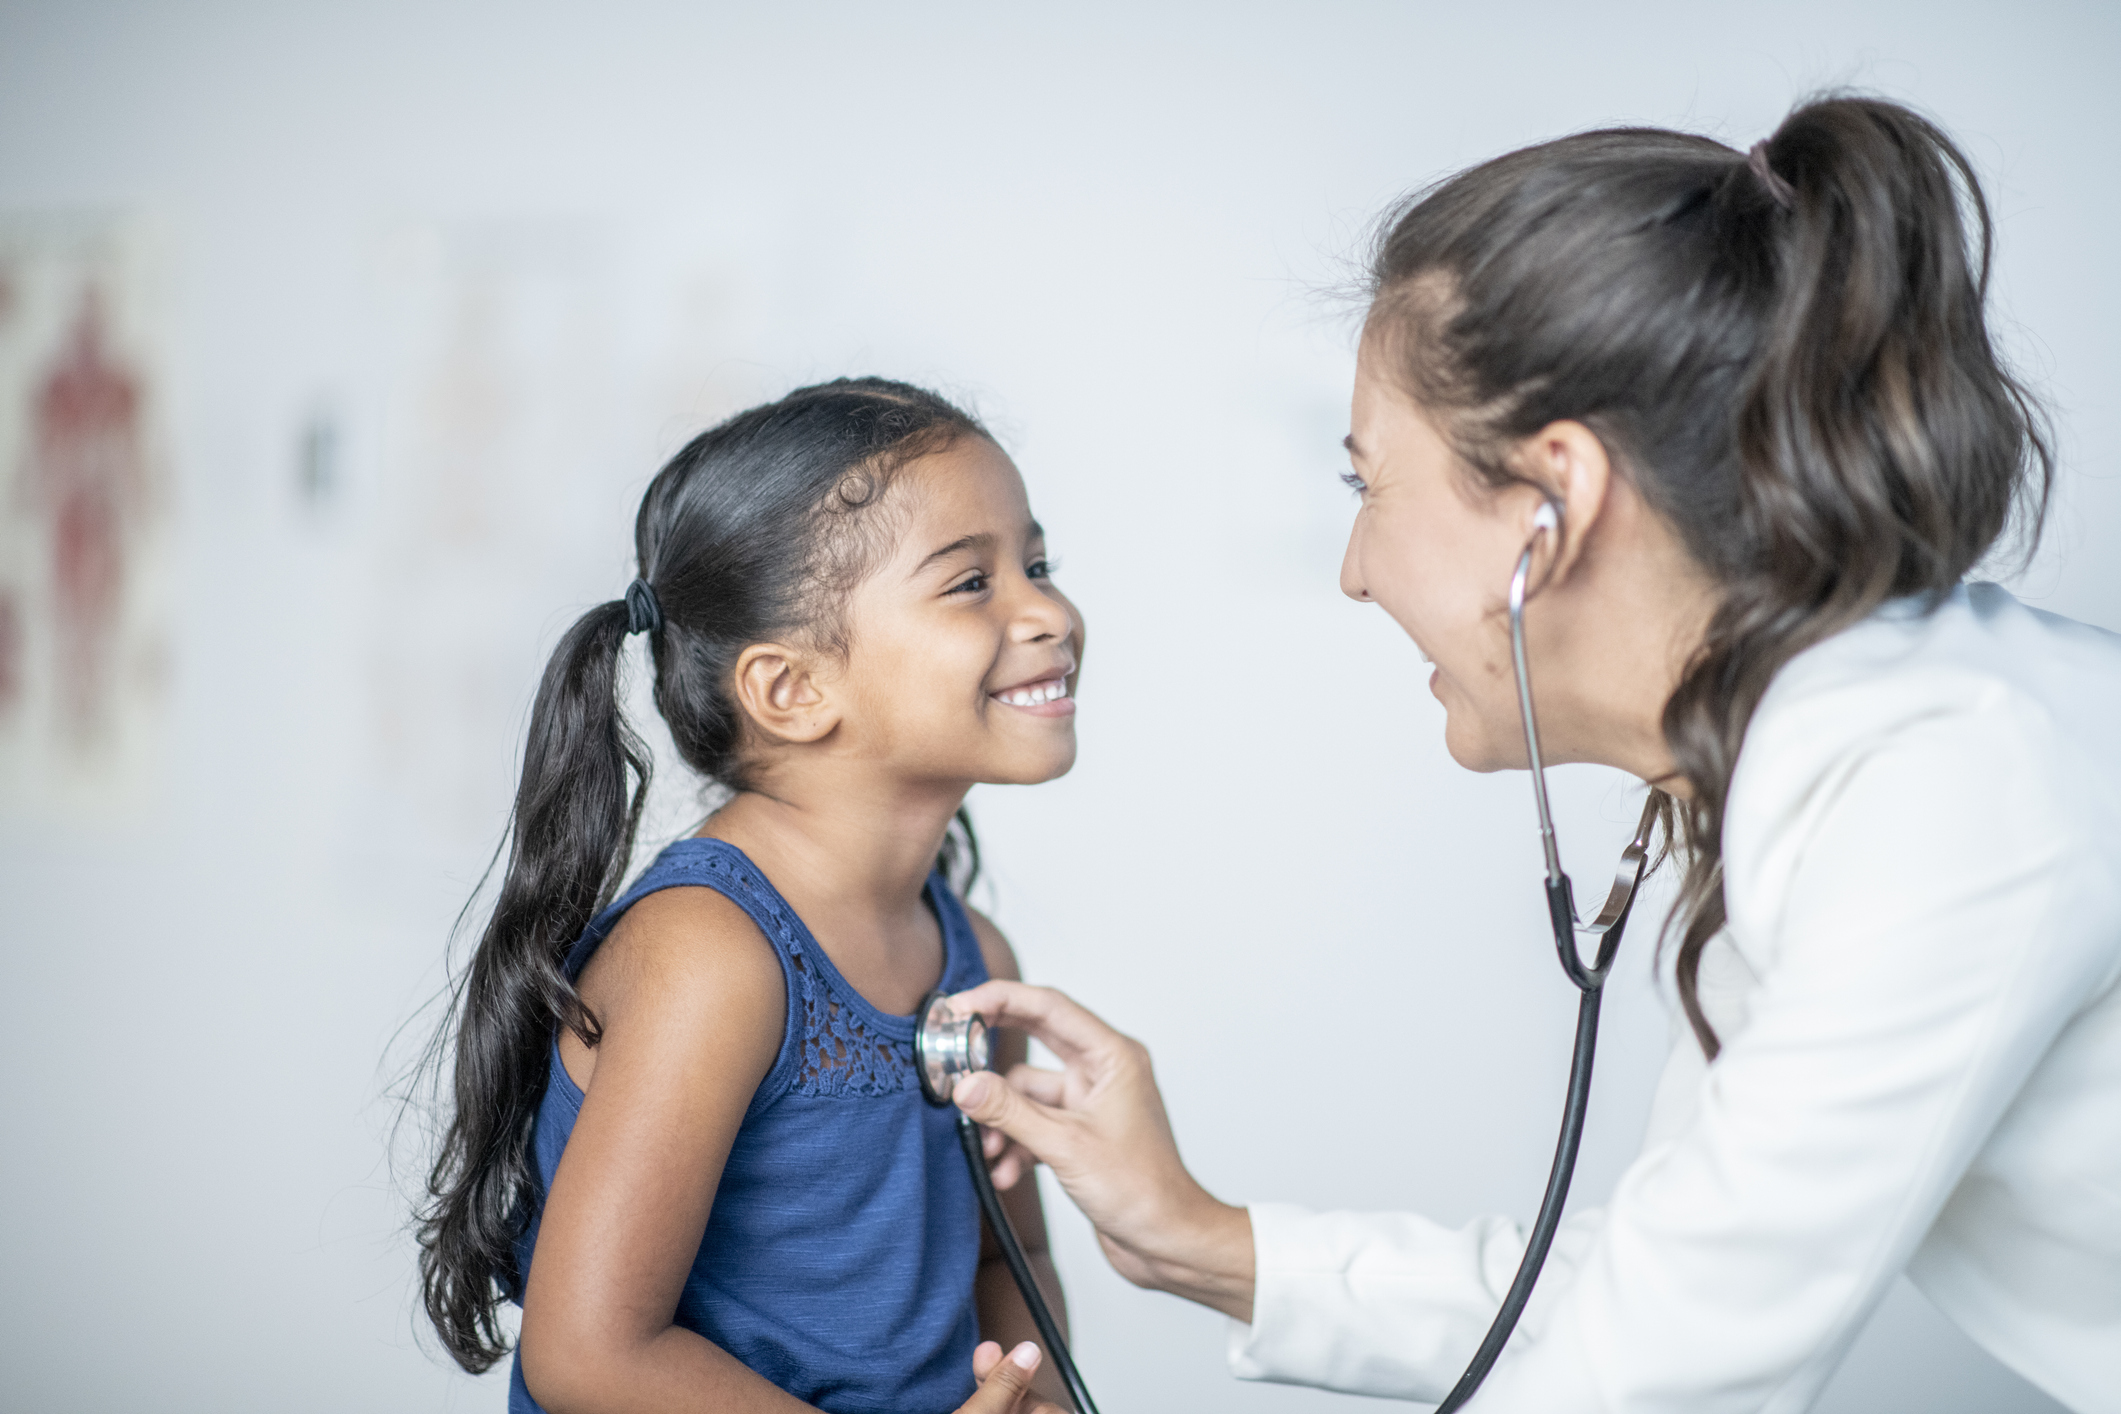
[417,598,650,1372]
[1662,98,2052,1056]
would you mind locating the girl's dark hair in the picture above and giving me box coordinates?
[1365,96,2051,1058]
[416,377,988,1372]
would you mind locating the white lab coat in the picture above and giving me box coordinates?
[1227,585,2121,1413]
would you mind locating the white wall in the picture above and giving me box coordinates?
[1,3,2114,1410]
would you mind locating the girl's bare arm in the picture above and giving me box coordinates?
[517,886,812,1414]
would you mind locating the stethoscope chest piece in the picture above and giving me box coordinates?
[915,989,991,1108]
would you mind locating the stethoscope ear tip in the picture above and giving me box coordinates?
[1533,500,1561,534]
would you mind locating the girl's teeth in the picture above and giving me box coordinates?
[1000,680,1066,707]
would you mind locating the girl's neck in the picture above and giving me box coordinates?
[707,782,959,906]
[699,775,966,1014]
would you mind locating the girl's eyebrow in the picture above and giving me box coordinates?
[913,533,991,575]
[910,521,1046,577]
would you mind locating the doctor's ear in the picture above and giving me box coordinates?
[731,642,842,745]
[1513,420,1613,586]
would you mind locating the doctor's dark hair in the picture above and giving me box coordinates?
[415,377,988,1373]
[1365,95,2051,1058]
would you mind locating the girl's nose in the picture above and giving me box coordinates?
[1009,577,1075,643]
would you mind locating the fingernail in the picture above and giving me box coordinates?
[1011,1341,1041,1370]
[955,1073,990,1107]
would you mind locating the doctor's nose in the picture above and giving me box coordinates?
[1340,529,1370,603]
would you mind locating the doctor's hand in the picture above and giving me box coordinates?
[947,980,1256,1324]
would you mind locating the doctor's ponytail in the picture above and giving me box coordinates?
[1366,95,2051,1058]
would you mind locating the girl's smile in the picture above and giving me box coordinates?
[990,672,1075,715]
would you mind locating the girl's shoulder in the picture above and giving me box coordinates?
[958,899,1024,984]
[562,850,789,1098]
[591,883,787,1002]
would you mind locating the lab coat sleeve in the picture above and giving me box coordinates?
[1229,1203,1606,1402]
[1227,689,2121,1411]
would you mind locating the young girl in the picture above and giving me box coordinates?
[416,378,1084,1414]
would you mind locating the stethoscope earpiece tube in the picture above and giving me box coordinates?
[916,991,1101,1414]
[1433,511,1657,1412]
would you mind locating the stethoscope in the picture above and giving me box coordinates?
[913,500,1657,1413]
[1432,500,1659,1409]
[914,988,1102,1414]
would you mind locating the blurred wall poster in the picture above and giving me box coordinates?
[0,213,170,818]
[360,221,753,871]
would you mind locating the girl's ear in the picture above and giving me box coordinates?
[731,642,841,745]
[1518,419,1613,586]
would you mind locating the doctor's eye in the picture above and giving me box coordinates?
[1340,471,1367,496]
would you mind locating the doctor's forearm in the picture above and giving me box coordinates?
[1123,1194,1255,1323]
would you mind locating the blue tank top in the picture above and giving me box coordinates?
[507,838,989,1414]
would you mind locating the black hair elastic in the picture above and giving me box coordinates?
[624,578,662,636]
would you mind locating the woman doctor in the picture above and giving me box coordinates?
[950,96,2121,1413]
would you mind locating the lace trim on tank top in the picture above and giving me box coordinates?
[588,843,940,1101]
[786,950,920,1099]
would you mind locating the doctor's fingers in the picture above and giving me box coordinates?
[948,981,1131,1070]
[976,1067,1066,1161]
[1004,1063,1069,1108]
[976,1113,1039,1180]
[986,1137,1039,1191]
[953,1070,1072,1165]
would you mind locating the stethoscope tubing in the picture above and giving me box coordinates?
[1432,505,1652,1411]
[1434,939,1612,1410]
[954,1111,1102,1414]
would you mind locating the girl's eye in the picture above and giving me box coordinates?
[948,573,989,596]
[1027,558,1057,580]
[1340,471,1368,496]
